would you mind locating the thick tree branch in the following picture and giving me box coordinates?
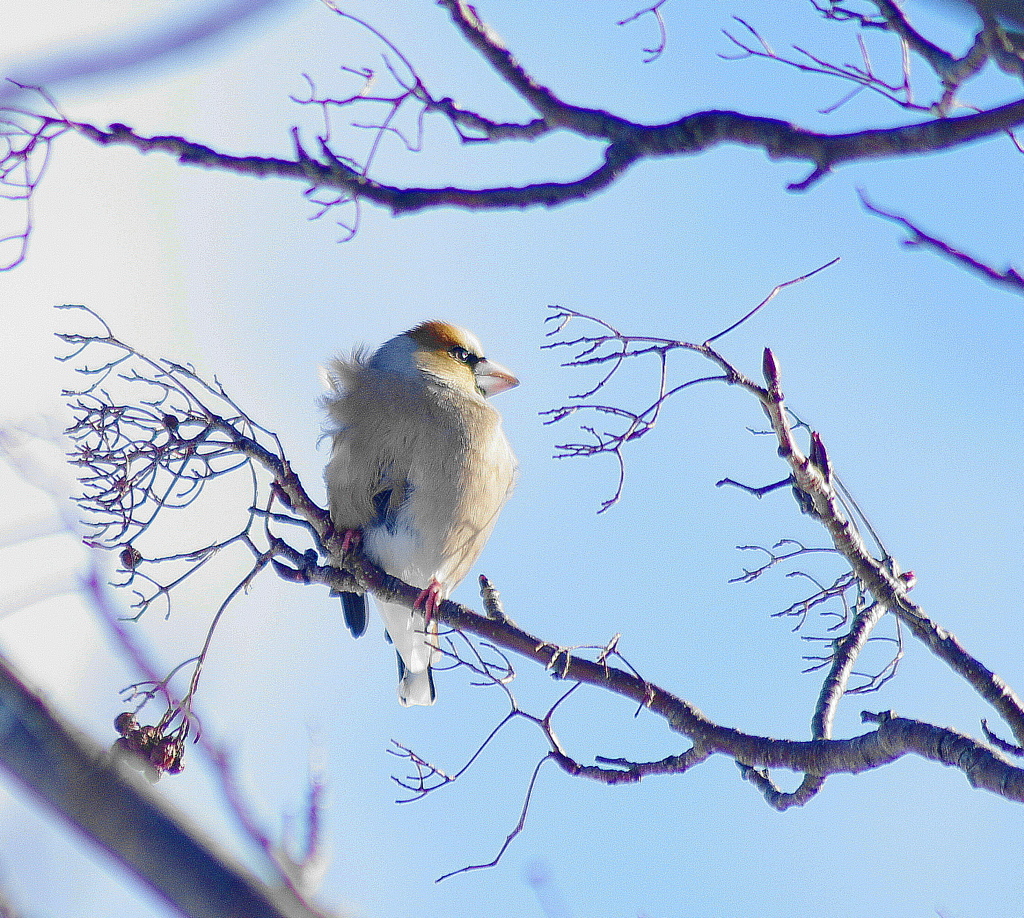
[436,0,635,138]
[336,549,1024,806]
[812,601,890,740]
[69,120,642,213]
[1,1,1022,270]
[56,91,1024,217]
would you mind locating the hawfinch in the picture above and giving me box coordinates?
[323,321,518,705]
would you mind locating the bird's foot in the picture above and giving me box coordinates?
[341,528,362,555]
[415,579,444,626]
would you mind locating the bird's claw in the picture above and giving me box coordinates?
[341,528,362,555]
[415,579,443,627]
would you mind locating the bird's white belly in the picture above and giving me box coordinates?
[363,512,434,588]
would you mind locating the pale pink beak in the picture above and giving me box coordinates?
[474,358,519,396]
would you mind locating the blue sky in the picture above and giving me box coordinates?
[1,2,1023,916]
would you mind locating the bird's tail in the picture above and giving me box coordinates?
[338,591,367,638]
[395,651,436,706]
[378,598,440,706]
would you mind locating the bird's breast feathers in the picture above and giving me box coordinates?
[324,355,516,587]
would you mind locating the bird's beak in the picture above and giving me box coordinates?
[474,358,519,396]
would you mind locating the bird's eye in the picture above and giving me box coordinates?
[449,345,479,367]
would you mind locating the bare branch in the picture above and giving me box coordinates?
[757,347,1024,744]
[540,261,835,508]
[729,541,840,585]
[61,92,1024,204]
[812,601,890,738]
[0,2,1021,261]
[618,1,671,63]
[313,7,552,145]
[859,191,1024,294]
[435,754,554,882]
[704,256,840,344]
[5,22,1019,254]
[435,0,630,137]
[55,305,1024,880]
[721,16,934,113]
[0,89,70,269]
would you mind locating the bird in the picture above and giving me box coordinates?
[322,320,518,705]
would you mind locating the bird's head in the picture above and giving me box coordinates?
[377,320,518,398]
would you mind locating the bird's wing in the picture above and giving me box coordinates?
[323,359,419,530]
[324,355,411,640]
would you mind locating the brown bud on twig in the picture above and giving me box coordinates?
[762,347,780,394]
[809,431,832,483]
[270,479,293,508]
[479,574,508,623]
